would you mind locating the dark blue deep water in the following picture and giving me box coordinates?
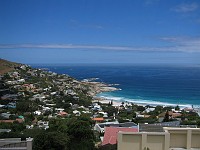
[31,64,200,107]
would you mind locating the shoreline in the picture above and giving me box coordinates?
[87,80,195,109]
[93,94,195,109]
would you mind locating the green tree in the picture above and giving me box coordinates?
[98,144,117,150]
[33,131,69,150]
[163,111,170,122]
[175,105,180,110]
[102,106,118,117]
[67,116,95,150]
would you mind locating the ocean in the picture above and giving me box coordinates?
[31,64,200,108]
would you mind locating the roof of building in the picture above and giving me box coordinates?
[92,118,104,121]
[0,120,15,123]
[158,111,182,118]
[58,111,68,116]
[154,121,181,127]
[139,124,164,132]
[0,129,11,133]
[98,122,137,128]
[139,121,197,132]
[0,119,24,123]
[102,127,138,145]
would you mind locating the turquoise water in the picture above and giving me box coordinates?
[32,64,200,107]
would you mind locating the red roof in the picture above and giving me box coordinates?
[58,111,68,116]
[0,119,24,123]
[0,120,15,123]
[102,127,138,145]
[92,118,104,121]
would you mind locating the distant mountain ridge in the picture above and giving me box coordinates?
[0,59,20,75]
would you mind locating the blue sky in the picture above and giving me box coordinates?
[0,0,200,64]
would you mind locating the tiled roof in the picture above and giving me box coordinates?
[92,118,104,121]
[0,120,15,123]
[58,111,68,115]
[0,119,24,123]
[102,127,138,145]
[158,111,182,118]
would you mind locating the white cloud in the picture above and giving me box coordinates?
[172,3,198,13]
[159,36,200,52]
[0,37,200,53]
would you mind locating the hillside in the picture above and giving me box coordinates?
[0,59,20,75]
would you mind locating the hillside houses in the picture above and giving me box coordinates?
[1,62,200,150]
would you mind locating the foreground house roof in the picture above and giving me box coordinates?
[102,127,138,145]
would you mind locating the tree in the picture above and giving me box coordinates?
[102,106,118,117]
[163,111,170,122]
[98,144,117,150]
[137,106,145,112]
[175,105,180,111]
[33,131,69,150]
[67,116,95,150]
[16,101,38,112]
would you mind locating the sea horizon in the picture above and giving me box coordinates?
[31,64,200,108]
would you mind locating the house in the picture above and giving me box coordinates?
[71,104,79,110]
[40,73,46,77]
[26,125,34,129]
[6,80,17,85]
[102,127,138,145]
[15,118,24,123]
[92,117,104,123]
[143,107,155,113]
[58,111,68,117]
[55,108,65,112]
[94,121,138,133]
[158,111,182,122]
[195,108,200,116]
[43,107,52,111]
[6,102,16,108]
[34,110,42,115]
[22,84,35,91]
[139,123,164,132]
[1,94,18,100]
[0,113,11,119]
[32,94,45,101]
[0,129,11,133]
[73,110,81,116]
[0,105,5,108]
[0,118,24,123]
[92,104,102,111]
[17,79,25,84]
[98,112,108,118]
[94,121,119,133]
[184,107,194,112]
[12,72,19,78]
[50,92,57,95]
[37,120,49,130]
[118,127,200,150]
[82,110,90,114]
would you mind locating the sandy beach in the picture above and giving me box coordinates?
[86,79,193,109]
[92,96,122,106]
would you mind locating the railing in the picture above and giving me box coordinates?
[0,141,27,148]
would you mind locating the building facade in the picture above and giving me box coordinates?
[118,127,200,150]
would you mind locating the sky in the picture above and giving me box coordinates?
[0,0,200,65]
